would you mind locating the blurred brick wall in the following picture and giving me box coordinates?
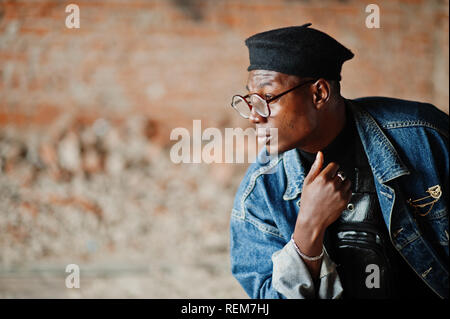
[0,0,448,136]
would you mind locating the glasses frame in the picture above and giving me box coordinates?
[231,79,317,119]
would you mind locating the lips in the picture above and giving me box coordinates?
[256,127,272,145]
[256,127,271,136]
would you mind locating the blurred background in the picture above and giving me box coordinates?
[0,0,448,298]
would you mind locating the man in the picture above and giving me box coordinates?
[229,23,448,299]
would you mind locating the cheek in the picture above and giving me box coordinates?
[270,97,314,138]
[283,107,310,133]
[279,109,316,147]
[271,102,296,126]
[270,112,292,136]
[291,100,316,131]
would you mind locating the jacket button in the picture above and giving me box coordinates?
[347,203,354,211]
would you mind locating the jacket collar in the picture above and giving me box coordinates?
[282,148,306,200]
[283,99,410,201]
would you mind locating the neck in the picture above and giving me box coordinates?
[297,97,347,153]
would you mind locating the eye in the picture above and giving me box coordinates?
[264,94,273,100]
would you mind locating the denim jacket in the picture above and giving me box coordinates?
[230,97,449,299]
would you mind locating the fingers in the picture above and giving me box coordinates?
[320,161,340,180]
[304,151,324,184]
[331,173,351,199]
[340,178,352,193]
[305,153,352,198]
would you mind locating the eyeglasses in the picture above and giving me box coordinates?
[230,79,316,119]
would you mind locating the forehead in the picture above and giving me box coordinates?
[246,70,293,90]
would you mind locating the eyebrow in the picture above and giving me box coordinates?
[245,82,273,92]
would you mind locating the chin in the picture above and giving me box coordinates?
[266,139,289,155]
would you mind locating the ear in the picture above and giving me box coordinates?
[311,79,331,109]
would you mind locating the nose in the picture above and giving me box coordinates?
[248,108,265,124]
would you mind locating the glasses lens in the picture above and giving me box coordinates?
[232,96,251,118]
[249,94,269,117]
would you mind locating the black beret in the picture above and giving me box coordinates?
[245,23,354,81]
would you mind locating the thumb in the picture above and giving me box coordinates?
[305,151,323,183]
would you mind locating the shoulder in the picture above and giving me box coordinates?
[352,96,449,138]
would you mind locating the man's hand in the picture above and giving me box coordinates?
[297,151,352,234]
[292,151,352,278]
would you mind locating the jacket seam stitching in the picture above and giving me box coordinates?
[231,213,284,239]
[382,121,449,139]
